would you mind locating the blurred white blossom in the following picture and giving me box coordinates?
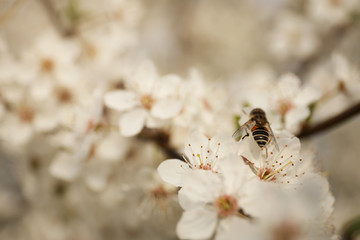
[269,11,320,61]
[104,60,183,136]
[0,0,358,239]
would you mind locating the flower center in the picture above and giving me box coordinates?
[241,151,300,184]
[183,139,221,172]
[84,42,97,59]
[40,58,55,73]
[329,0,340,6]
[258,168,277,181]
[152,185,169,199]
[18,105,35,123]
[56,87,73,104]
[141,94,154,110]
[199,161,212,170]
[277,100,293,116]
[215,195,238,217]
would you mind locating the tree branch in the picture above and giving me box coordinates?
[138,128,183,160]
[37,0,74,36]
[297,102,360,139]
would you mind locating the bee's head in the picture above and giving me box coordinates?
[250,108,265,116]
[250,108,267,124]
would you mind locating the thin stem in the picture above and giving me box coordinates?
[297,102,360,139]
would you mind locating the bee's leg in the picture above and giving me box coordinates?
[241,132,250,140]
[264,147,268,159]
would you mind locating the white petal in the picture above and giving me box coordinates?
[178,188,201,210]
[145,114,167,128]
[49,153,80,181]
[216,217,258,240]
[104,90,139,112]
[285,107,310,133]
[157,159,188,187]
[34,113,59,132]
[274,129,300,149]
[209,134,238,159]
[293,84,322,107]
[96,132,128,162]
[176,207,218,240]
[119,108,147,137]
[296,173,335,220]
[277,73,300,99]
[85,163,110,192]
[181,170,221,203]
[133,60,158,93]
[151,98,182,119]
[219,155,251,194]
[86,174,107,192]
[155,74,182,98]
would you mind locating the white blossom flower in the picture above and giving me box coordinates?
[269,11,320,61]
[308,53,360,122]
[241,73,321,133]
[331,53,360,100]
[216,173,335,240]
[49,152,82,181]
[104,60,183,136]
[306,0,360,29]
[19,30,80,82]
[80,23,138,68]
[172,69,235,144]
[0,112,34,149]
[237,129,314,185]
[157,131,237,187]
[136,167,178,220]
[0,1,348,239]
[175,155,258,240]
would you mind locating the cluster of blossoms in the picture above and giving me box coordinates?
[0,0,360,239]
[158,131,335,240]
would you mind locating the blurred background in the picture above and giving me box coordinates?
[0,0,360,239]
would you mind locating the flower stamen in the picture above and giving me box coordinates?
[215,195,238,218]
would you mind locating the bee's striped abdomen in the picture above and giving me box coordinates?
[252,127,269,149]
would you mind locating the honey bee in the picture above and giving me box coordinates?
[233,108,279,157]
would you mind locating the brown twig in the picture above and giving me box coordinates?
[297,102,360,139]
[37,0,73,36]
[138,128,183,160]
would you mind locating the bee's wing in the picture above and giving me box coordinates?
[232,119,255,139]
[265,122,279,152]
